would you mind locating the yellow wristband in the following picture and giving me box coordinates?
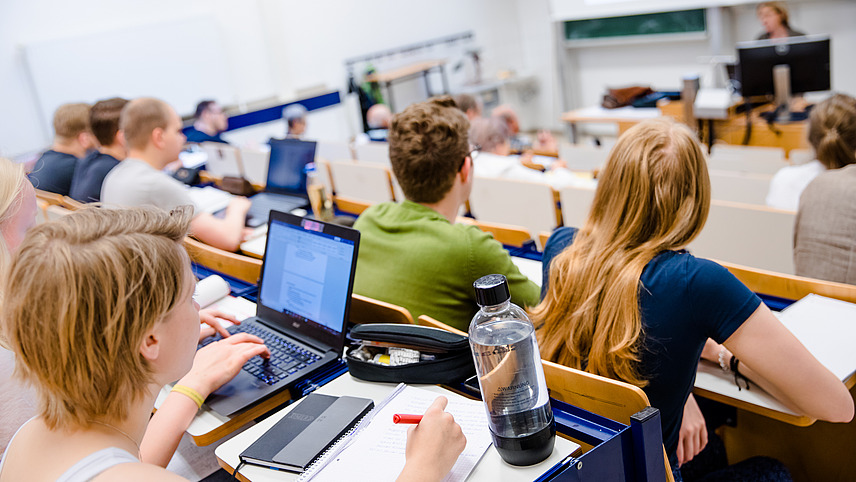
[171,384,205,409]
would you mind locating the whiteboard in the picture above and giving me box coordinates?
[22,16,235,134]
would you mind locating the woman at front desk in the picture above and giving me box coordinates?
[756,1,805,40]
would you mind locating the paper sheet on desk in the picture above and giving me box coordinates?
[300,385,492,482]
[195,275,256,324]
[776,294,856,381]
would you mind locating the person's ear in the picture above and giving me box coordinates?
[151,127,165,149]
[115,130,127,149]
[139,328,161,362]
[460,155,472,184]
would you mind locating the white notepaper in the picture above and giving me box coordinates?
[776,294,856,381]
[300,385,493,482]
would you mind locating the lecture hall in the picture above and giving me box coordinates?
[1,0,856,481]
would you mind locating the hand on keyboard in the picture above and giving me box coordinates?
[179,333,270,399]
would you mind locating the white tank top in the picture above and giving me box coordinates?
[0,419,139,481]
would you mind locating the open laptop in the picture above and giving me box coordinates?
[245,139,316,227]
[203,210,360,416]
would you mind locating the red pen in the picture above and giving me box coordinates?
[392,414,423,424]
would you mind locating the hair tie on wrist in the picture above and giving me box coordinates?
[171,384,204,409]
[729,355,751,391]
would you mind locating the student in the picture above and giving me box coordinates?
[0,157,254,459]
[793,96,856,283]
[353,96,540,331]
[532,119,853,477]
[101,97,251,252]
[69,98,129,203]
[184,100,229,144]
[766,93,856,211]
[468,117,596,190]
[355,103,391,144]
[492,104,556,153]
[283,103,308,139]
[0,161,38,454]
[28,103,96,196]
[756,2,805,40]
[0,206,465,481]
[454,93,483,121]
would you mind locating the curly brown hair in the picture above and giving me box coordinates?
[389,96,470,203]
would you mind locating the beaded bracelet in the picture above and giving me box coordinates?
[718,348,730,372]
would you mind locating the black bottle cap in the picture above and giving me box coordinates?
[474,274,510,306]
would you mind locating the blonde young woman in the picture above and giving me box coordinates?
[0,206,464,481]
[532,119,853,478]
[0,158,259,463]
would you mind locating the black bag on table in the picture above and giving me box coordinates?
[346,324,475,385]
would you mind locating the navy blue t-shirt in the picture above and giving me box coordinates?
[69,151,120,203]
[541,227,761,462]
[28,149,79,196]
[184,127,228,144]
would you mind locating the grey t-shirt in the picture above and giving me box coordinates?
[794,164,856,284]
[101,158,198,216]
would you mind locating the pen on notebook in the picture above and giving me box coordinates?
[392,414,423,424]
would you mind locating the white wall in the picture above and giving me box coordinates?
[527,0,856,124]
[1,0,526,158]
[2,0,851,157]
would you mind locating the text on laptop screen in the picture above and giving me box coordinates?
[259,219,355,335]
[266,139,317,195]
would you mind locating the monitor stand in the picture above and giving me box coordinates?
[773,64,795,123]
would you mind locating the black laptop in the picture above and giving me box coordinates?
[245,139,317,227]
[204,210,360,416]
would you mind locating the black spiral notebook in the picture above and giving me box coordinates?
[239,393,374,472]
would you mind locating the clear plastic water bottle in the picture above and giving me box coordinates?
[304,163,332,221]
[469,274,555,466]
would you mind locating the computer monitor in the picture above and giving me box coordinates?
[736,35,830,122]
[736,35,831,98]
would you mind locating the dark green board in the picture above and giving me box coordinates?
[565,9,706,40]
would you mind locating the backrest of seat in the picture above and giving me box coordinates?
[317,140,353,163]
[350,294,414,325]
[184,237,262,284]
[708,170,772,206]
[34,188,64,206]
[558,185,596,230]
[355,142,390,165]
[469,177,557,249]
[328,161,394,205]
[717,259,856,304]
[558,143,610,172]
[787,148,814,165]
[689,200,796,274]
[457,217,533,248]
[708,145,787,174]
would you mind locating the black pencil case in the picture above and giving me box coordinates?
[346,324,476,385]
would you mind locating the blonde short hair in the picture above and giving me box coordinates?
[4,206,192,429]
[121,97,173,151]
[53,103,91,140]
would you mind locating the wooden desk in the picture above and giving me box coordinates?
[365,60,449,112]
[215,373,582,481]
[562,102,809,157]
[561,105,661,143]
[510,256,856,427]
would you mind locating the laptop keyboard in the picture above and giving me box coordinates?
[237,324,321,386]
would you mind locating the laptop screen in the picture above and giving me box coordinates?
[257,214,358,353]
[266,139,317,196]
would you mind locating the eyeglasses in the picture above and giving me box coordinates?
[460,144,481,171]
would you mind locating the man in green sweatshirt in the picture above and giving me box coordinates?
[353,96,540,331]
